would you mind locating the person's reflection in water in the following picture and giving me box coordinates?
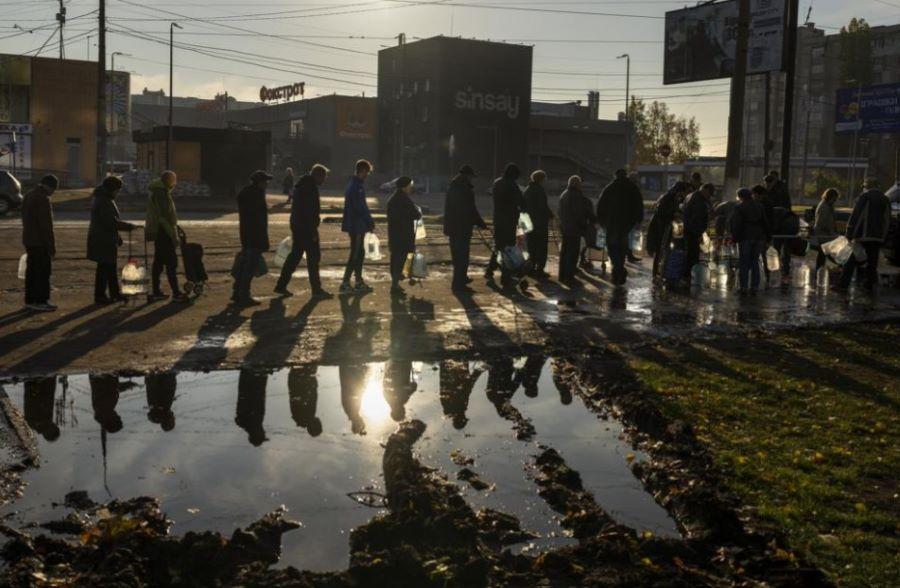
[383,360,417,422]
[516,353,544,398]
[485,357,517,408]
[551,360,574,405]
[236,369,269,446]
[339,364,367,435]
[439,359,483,430]
[90,374,123,433]
[23,377,60,441]
[288,366,322,437]
[145,372,176,432]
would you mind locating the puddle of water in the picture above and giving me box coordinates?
[1,358,677,571]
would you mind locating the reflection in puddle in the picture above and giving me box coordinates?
[2,358,677,571]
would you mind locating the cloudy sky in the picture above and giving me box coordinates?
[1,0,898,155]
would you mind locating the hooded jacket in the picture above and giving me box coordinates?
[341,175,374,235]
[443,174,485,237]
[145,179,178,242]
[491,165,525,243]
[682,189,711,237]
[730,198,769,243]
[21,185,55,254]
[523,181,551,227]
[237,182,270,251]
[558,187,596,236]
[386,189,422,253]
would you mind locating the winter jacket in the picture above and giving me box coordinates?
[145,179,178,243]
[596,177,643,241]
[290,174,321,240]
[491,175,525,244]
[768,179,792,211]
[21,185,55,254]
[730,199,769,243]
[523,182,552,228]
[443,174,485,237]
[646,187,683,255]
[341,176,374,235]
[714,200,737,238]
[386,189,421,253]
[237,183,270,251]
[282,173,295,196]
[682,190,710,237]
[558,187,596,236]
[87,187,133,264]
[811,200,837,246]
[846,188,891,243]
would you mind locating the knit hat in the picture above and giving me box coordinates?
[102,176,124,191]
[40,174,59,191]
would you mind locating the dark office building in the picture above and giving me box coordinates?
[378,36,532,183]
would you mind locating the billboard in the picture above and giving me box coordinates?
[336,98,376,140]
[664,0,786,85]
[0,123,33,177]
[835,83,900,134]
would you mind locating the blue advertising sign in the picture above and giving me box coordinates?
[835,83,900,134]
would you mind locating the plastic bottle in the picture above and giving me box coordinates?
[17,253,27,280]
[121,260,147,295]
[414,219,426,241]
[595,226,607,249]
[816,266,829,288]
[273,236,292,267]
[691,263,709,287]
[629,229,643,252]
[765,246,781,273]
[364,232,382,261]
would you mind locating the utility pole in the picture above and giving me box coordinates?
[724,0,751,196]
[763,73,771,174]
[847,79,863,203]
[96,0,107,183]
[779,0,800,186]
[618,53,630,168]
[167,22,182,170]
[56,0,66,59]
[397,32,406,176]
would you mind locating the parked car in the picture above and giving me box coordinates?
[0,171,22,216]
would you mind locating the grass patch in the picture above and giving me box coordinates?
[628,322,900,587]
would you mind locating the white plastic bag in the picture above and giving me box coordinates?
[121,260,148,295]
[700,232,712,254]
[517,212,534,235]
[765,246,781,273]
[411,252,428,278]
[364,232,382,261]
[628,229,643,252]
[414,219,426,241]
[821,236,848,258]
[17,253,27,280]
[273,236,292,267]
[595,226,607,249]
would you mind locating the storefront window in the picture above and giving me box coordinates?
[289,119,304,139]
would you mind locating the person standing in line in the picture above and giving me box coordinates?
[524,169,552,279]
[236,369,269,446]
[730,187,770,295]
[558,175,596,285]
[682,182,714,283]
[596,169,644,286]
[485,163,525,287]
[288,365,322,437]
[146,170,187,302]
[811,188,839,274]
[340,159,375,294]
[626,171,644,263]
[145,372,177,432]
[282,167,295,203]
[690,171,703,192]
[87,176,136,304]
[274,164,333,299]
[443,165,487,293]
[21,174,59,311]
[646,181,690,278]
[232,170,272,306]
[764,171,793,284]
[834,177,891,292]
[751,183,773,285]
[386,176,421,297]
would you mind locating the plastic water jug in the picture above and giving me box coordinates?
[517,212,534,235]
[595,226,607,249]
[765,246,781,273]
[274,236,292,267]
[411,252,428,278]
[364,232,382,261]
[414,219,426,241]
[403,253,414,277]
[816,267,829,288]
[17,253,27,280]
[691,263,709,287]
[121,260,148,295]
[700,232,712,254]
[671,220,684,239]
[628,229,643,252]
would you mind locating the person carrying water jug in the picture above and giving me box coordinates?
[232,170,272,306]
[386,176,421,297]
[86,176,136,304]
[485,163,526,288]
[596,169,644,286]
[682,183,715,285]
[730,187,770,295]
[340,159,375,294]
[833,177,891,292]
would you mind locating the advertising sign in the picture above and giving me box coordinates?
[835,83,900,134]
[0,123,33,177]
[260,82,305,103]
[664,0,786,85]
[106,70,131,132]
[336,98,376,140]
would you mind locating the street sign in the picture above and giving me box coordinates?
[659,144,672,159]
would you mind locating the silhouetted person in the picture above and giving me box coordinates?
[682,182,714,283]
[386,176,421,296]
[646,181,690,278]
[485,357,517,407]
[550,361,574,406]
[145,372,176,432]
[236,369,268,446]
[146,170,187,302]
[764,171,794,285]
[23,377,60,441]
[233,170,273,306]
[485,163,526,287]
[22,174,59,311]
[87,176,136,304]
[275,164,332,300]
[340,159,375,294]
[439,359,483,430]
[524,170,552,279]
[516,353,544,398]
[443,165,486,293]
[90,374,123,433]
[558,175,595,284]
[596,169,645,286]
[282,167,295,201]
[383,360,417,422]
[339,364,367,435]
[835,177,892,292]
[288,366,322,437]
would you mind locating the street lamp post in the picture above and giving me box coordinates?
[108,52,130,173]
[618,53,630,167]
[167,22,182,170]
[847,79,863,203]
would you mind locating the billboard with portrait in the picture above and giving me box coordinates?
[664,0,786,85]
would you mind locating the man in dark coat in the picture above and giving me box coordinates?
[21,174,59,311]
[274,164,332,299]
[681,182,714,282]
[232,170,272,305]
[289,366,322,437]
[646,181,690,278]
[835,177,892,291]
[596,169,644,285]
[87,176,136,304]
[558,175,596,284]
[485,163,525,286]
[730,187,770,294]
[443,165,486,293]
[236,369,268,446]
[764,171,794,283]
[386,176,422,296]
[524,170,552,278]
